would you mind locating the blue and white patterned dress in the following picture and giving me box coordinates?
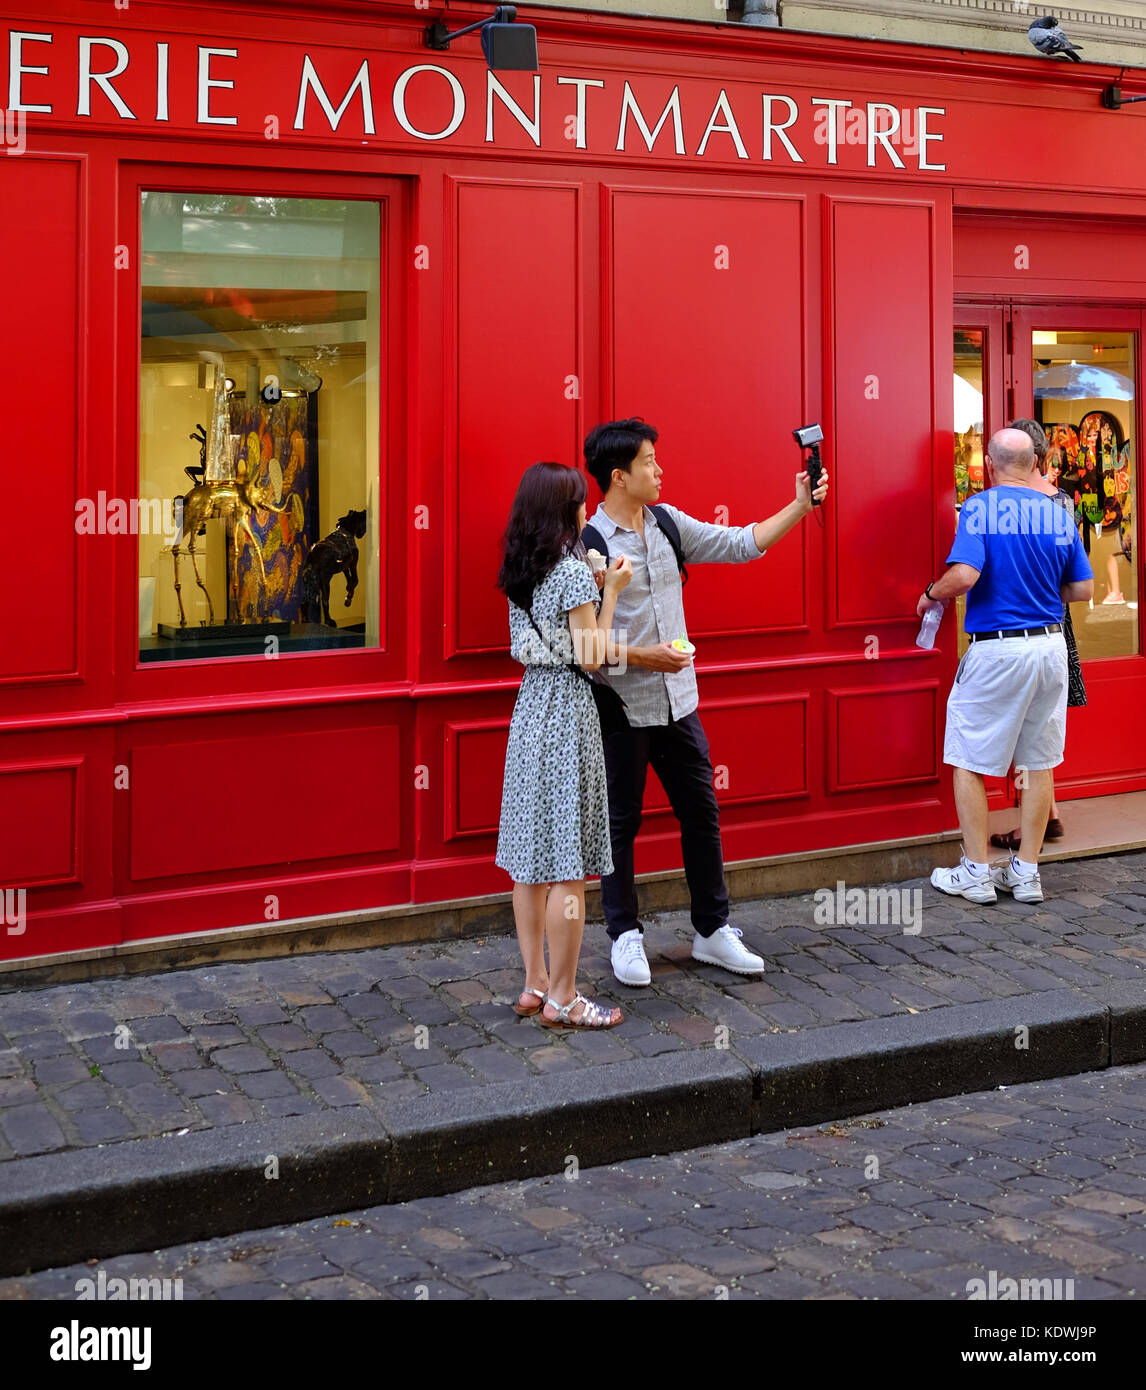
[495,557,613,884]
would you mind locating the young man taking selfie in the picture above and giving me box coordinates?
[582,418,830,987]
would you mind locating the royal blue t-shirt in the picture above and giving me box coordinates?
[947,486,1092,633]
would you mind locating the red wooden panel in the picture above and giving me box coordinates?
[609,189,806,636]
[702,696,808,805]
[637,694,808,817]
[130,725,401,880]
[450,179,581,656]
[828,199,935,627]
[0,760,81,886]
[828,683,940,792]
[445,718,510,842]
[0,157,79,682]
[955,216,1146,298]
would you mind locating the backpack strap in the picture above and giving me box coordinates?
[580,523,608,566]
[650,505,689,585]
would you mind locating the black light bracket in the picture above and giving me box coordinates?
[1102,85,1146,109]
[1103,69,1146,109]
[426,6,519,51]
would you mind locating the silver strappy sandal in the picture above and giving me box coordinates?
[512,987,547,1017]
[538,993,622,1030]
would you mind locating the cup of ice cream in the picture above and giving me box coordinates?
[671,637,696,656]
[585,548,607,575]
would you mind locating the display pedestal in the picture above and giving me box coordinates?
[141,622,365,662]
[157,620,292,642]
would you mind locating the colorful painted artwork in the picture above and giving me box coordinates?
[229,396,318,621]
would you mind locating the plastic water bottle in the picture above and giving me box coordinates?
[916,603,945,650]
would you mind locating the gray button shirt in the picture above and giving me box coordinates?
[589,503,765,727]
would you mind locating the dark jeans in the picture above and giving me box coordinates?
[600,710,729,941]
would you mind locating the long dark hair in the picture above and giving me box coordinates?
[497,461,587,610]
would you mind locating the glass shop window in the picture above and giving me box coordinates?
[137,193,380,662]
[1032,330,1138,661]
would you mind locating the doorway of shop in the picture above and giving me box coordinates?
[953,301,1146,819]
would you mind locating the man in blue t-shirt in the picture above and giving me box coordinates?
[917,428,1093,904]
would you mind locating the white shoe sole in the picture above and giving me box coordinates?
[612,970,650,988]
[930,870,997,904]
[993,879,1044,904]
[690,947,764,975]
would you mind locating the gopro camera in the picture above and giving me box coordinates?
[793,422,825,507]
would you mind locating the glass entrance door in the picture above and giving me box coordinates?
[953,302,1146,800]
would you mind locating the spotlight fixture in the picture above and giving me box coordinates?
[424,5,538,71]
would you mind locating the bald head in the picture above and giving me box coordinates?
[987,428,1037,481]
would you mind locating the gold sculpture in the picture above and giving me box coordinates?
[171,357,296,627]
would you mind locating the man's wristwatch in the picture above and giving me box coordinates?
[924,582,937,600]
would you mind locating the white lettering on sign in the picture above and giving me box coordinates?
[294,54,375,133]
[486,70,541,146]
[8,31,53,113]
[78,38,134,119]
[197,47,237,125]
[2,27,949,171]
[616,81,684,155]
[761,94,803,164]
[392,64,465,141]
[156,42,169,121]
[557,75,604,150]
[697,89,748,160]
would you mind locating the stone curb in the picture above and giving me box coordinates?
[0,987,1141,1277]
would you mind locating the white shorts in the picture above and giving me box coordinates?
[944,633,1068,778]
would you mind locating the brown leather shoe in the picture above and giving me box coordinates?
[989,818,1064,852]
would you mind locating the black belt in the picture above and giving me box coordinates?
[969,624,1062,642]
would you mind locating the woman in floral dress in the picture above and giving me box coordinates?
[496,462,631,1029]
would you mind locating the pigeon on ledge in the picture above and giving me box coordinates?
[1028,15,1083,62]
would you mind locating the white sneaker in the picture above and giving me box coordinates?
[611,928,651,987]
[691,924,764,976]
[931,857,997,904]
[990,856,1044,904]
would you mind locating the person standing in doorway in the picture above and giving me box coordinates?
[581,418,829,987]
[922,429,1093,905]
[989,418,1088,853]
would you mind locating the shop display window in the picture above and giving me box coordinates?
[1033,330,1138,662]
[137,193,380,662]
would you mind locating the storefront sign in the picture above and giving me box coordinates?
[4,24,946,170]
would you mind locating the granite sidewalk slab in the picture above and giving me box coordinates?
[1,851,1144,1273]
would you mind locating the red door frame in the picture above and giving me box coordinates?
[113,162,411,711]
[955,294,1146,804]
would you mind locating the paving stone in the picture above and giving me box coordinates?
[211,1045,274,1074]
[1,1103,67,1154]
[172,1068,231,1098]
[31,1056,90,1087]
[312,1075,374,1108]
[197,1093,257,1125]
[237,1070,300,1100]
[74,1109,136,1143]
[281,1049,341,1080]
[148,1042,202,1071]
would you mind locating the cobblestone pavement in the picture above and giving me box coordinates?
[3,1065,1145,1299]
[0,852,1144,1163]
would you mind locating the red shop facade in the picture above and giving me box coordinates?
[2,1,1145,968]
